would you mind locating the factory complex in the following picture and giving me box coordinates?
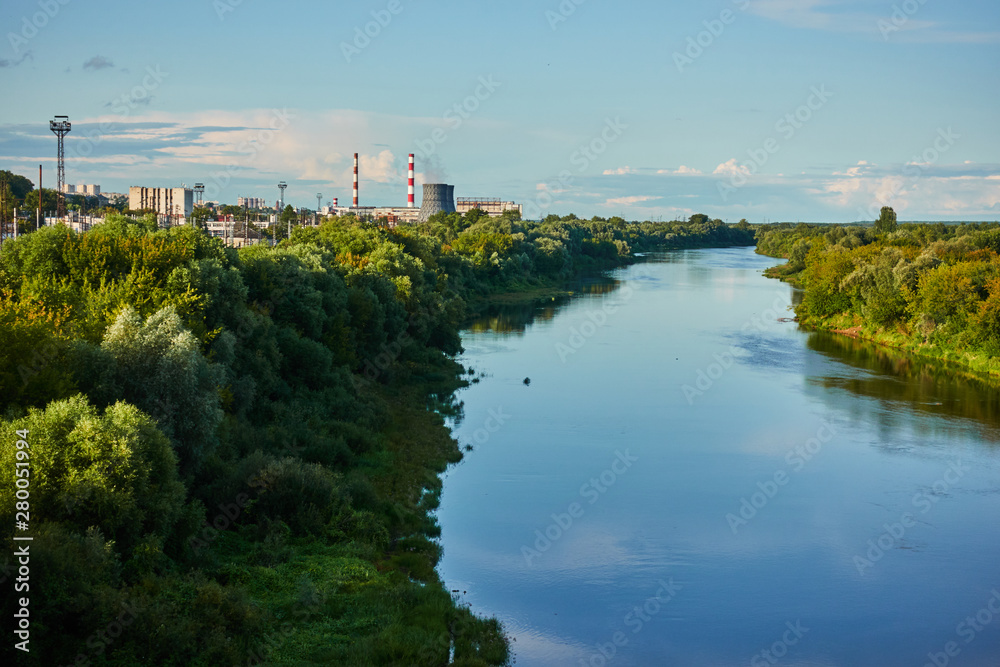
[128,152,521,227]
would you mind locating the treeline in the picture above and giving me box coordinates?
[756,218,1000,375]
[0,210,752,666]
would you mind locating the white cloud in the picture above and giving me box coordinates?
[658,165,703,175]
[745,0,998,43]
[602,166,638,175]
[37,108,430,200]
[605,195,661,206]
[713,159,752,178]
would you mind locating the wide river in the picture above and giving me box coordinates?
[437,247,1000,667]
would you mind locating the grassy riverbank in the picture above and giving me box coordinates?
[0,210,753,666]
[756,220,1000,379]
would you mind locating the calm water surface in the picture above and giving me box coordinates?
[437,247,1000,667]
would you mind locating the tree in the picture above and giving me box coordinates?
[22,188,59,212]
[465,208,487,225]
[279,204,298,226]
[79,306,225,473]
[0,170,34,203]
[875,206,898,234]
[191,206,213,228]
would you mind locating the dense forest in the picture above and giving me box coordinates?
[756,212,1000,376]
[0,210,753,666]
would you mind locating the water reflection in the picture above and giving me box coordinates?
[464,274,621,335]
[806,330,1000,435]
[440,247,1000,667]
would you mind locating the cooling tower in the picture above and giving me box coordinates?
[419,183,456,222]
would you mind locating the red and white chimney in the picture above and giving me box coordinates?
[353,153,359,207]
[332,197,338,208]
[408,154,415,208]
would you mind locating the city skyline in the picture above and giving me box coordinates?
[1,0,998,221]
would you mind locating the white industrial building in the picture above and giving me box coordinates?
[128,186,194,219]
[456,198,522,217]
[237,196,267,209]
[61,184,101,196]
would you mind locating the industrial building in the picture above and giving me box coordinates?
[128,186,194,219]
[418,184,456,222]
[456,198,522,218]
[238,196,267,209]
[61,184,101,196]
[286,151,518,227]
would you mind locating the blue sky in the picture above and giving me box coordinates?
[1,0,998,221]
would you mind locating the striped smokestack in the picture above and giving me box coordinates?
[332,197,338,207]
[407,154,415,208]
[353,153,359,207]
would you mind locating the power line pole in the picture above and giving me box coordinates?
[49,116,71,217]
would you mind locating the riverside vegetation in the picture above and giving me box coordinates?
[0,209,753,666]
[756,209,1000,376]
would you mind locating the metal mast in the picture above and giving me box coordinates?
[49,116,71,217]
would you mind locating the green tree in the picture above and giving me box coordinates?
[77,306,224,474]
[23,188,59,213]
[191,206,213,227]
[0,170,34,203]
[875,206,898,234]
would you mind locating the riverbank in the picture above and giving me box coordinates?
[757,239,1000,380]
[435,245,1000,665]
[798,311,1000,378]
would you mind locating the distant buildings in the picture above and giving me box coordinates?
[456,198,522,218]
[128,186,193,218]
[237,196,267,209]
[61,183,101,196]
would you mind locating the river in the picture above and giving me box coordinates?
[437,247,1000,667]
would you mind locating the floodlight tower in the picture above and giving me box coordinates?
[194,183,205,206]
[49,115,71,216]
